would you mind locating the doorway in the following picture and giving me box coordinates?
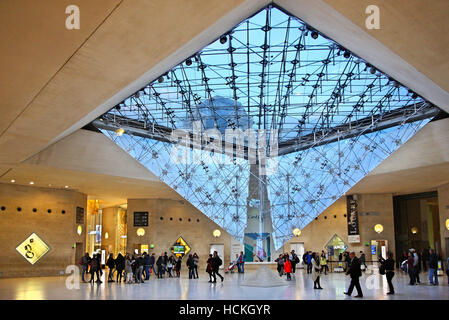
[290,242,304,268]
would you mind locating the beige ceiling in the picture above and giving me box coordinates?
[0,0,448,168]
[0,0,448,204]
[0,129,182,207]
[349,118,449,194]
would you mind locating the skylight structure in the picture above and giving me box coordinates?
[92,5,440,259]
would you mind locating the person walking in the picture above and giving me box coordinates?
[193,253,200,279]
[106,253,116,282]
[320,251,328,275]
[187,254,195,279]
[206,254,214,282]
[407,251,415,285]
[344,251,363,298]
[275,254,285,276]
[306,251,312,274]
[411,249,421,284]
[143,252,150,280]
[136,254,145,283]
[312,252,323,289]
[115,253,125,283]
[428,249,439,285]
[175,256,182,278]
[167,255,174,278]
[125,254,133,284]
[90,254,102,284]
[156,253,165,278]
[211,251,224,283]
[96,253,103,278]
[380,252,395,294]
[80,252,90,282]
[237,251,245,273]
[290,250,299,274]
[359,251,367,271]
[149,253,156,277]
[284,254,292,281]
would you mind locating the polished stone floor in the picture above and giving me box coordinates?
[0,269,447,300]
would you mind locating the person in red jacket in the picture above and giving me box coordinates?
[284,254,292,280]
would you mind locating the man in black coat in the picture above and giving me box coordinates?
[344,251,363,298]
[211,251,224,283]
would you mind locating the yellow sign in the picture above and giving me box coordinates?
[16,233,50,265]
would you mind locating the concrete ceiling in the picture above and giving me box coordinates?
[0,0,448,168]
[0,129,182,207]
[0,0,448,204]
[349,118,449,194]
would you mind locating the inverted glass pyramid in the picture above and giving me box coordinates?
[92,5,440,259]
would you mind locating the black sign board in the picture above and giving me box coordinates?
[133,211,149,227]
[76,207,85,224]
[346,195,360,242]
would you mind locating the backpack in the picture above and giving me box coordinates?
[217,257,222,266]
[379,264,386,275]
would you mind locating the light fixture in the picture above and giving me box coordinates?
[293,228,301,237]
[29,181,34,185]
[185,58,192,66]
[77,225,82,236]
[104,232,109,239]
[64,185,69,189]
[137,228,145,236]
[212,229,221,238]
[150,244,155,249]
[10,179,15,183]
[446,219,449,231]
[311,31,318,39]
[411,227,418,234]
[343,51,350,59]
[219,35,227,44]
[374,224,383,234]
[158,77,164,83]
[115,128,125,136]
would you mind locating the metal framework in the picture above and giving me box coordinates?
[92,5,441,253]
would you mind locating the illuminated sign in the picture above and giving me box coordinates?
[16,233,50,265]
[171,236,191,257]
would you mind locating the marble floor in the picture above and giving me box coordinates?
[0,269,447,300]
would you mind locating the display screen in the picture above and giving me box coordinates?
[173,245,185,254]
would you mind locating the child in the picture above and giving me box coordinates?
[284,254,292,280]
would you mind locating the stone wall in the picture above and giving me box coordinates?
[126,198,235,269]
[438,183,449,258]
[276,194,396,262]
[0,183,87,278]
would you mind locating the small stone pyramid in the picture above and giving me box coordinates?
[240,265,289,287]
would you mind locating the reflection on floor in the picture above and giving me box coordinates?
[0,269,447,300]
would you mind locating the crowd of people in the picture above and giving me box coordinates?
[402,247,446,286]
[79,251,220,284]
[79,246,449,297]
